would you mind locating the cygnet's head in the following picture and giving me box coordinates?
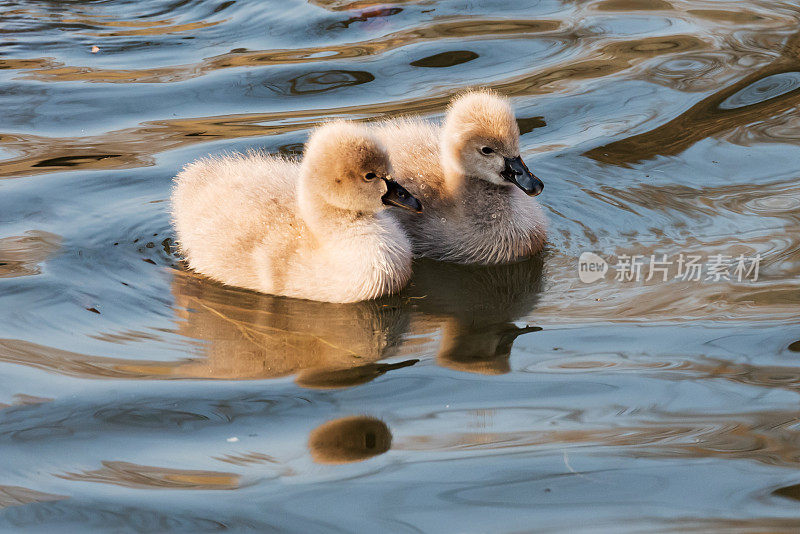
[441,90,544,196]
[302,121,422,214]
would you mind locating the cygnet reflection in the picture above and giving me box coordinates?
[402,254,545,374]
[308,416,392,464]
[0,230,61,278]
[169,252,544,383]
[171,272,413,387]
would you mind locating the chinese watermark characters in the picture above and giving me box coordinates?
[578,252,760,284]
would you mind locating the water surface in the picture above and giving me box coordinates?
[2,0,800,531]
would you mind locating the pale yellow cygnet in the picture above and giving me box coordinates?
[171,121,422,303]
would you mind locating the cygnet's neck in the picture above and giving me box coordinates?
[297,177,375,237]
[439,147,515,211]
[442,168,468,198]
[439,133,466,197]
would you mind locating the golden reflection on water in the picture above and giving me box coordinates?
[309,0,419,11]
[594,0,674,10]
[0,257,545,384]
[586,30,800,164]
[13,18,562,84]
[0,486,66,510]
[58,461,241,490]
[0,231,61,278]
[0,394,51,410]
[2,0,800,529]
[6,5,797,179]
[171,272,412,387]
[171,255,543,380]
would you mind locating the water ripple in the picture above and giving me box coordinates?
[3,0,800,530]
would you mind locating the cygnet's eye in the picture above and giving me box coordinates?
[364,172,377,181]
[480,146,495,155]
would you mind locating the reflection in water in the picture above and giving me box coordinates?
[0,20,717,179]
[410,50,479,68]
[310,0,413,12]
[586,31,800,164]
[309,416,392,464]
[58,461,241,490]
[0,26,711,179]
[405,256,545,374]
[326,6,403,30]
[0,257,545,383]
[595,0,674,10]
[31,155,122,168]
[0,231,61,278]
[0,394,51,410]
[275,70,376,95]
[719,72,800,110]
[3,0,800,530]
[774,483,800,502]
[171,273,414,387]
[296,360,418,389]
[0,486,66,510]
[170,256,545,381]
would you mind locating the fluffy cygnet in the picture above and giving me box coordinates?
[372,90,546,265]
[171,121,422,303]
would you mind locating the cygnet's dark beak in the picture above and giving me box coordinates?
[381,178,422,213]
[501,155,544,196]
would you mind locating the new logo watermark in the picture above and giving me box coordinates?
[578,252,608,283]
[578,253,761,283]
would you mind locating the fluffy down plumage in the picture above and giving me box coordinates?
[171,121,414,303]
[372,90,547,265]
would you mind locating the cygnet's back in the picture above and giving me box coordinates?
[172,152,297,289]
[171,121,422,303]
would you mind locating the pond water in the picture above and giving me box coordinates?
[2,0,800,531]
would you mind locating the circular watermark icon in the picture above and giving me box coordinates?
[578,252,608,283]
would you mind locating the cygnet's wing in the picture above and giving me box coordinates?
[172,152,302,288]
